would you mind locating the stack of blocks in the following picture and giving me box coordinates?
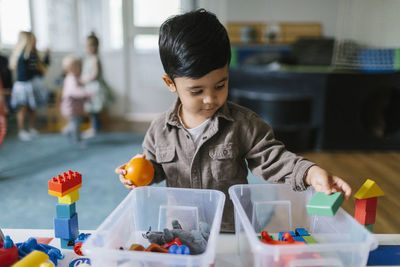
[354,179,384,232]
[48,170,82,249]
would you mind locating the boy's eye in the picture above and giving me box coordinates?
[190,90,203,95]
[216,83,225,90]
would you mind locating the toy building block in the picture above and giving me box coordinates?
[354,208,376,225]
[293,236,307,243]
[365,224,374,232]
[303,235,317,244]
[0,239,19,267]
[54,213,79,239]
[355,197,377,212]
[260,231,305,246]
[48,170,82,197]
[60,239,75,250]
[56,203,76,218]
[58,189,79,204]
[168,244,190,255]
[306,192,344,216]
[295,228,310,236]
[354,179,384,199]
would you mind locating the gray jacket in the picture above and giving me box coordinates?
[143,99,315,232]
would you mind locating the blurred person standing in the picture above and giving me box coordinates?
[9,31,50,141]
[81,32,112,138]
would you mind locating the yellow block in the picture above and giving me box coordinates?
[355,179,384,199]
[12,250,48,267]
[58,189,79,204]
[48,183,82,197]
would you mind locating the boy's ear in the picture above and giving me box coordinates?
[162,74,177,93]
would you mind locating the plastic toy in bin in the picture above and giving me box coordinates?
[124,155,154,187]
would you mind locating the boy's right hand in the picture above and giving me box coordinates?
[114,154,145,190]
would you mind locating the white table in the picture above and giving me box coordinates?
[3,229,400,267]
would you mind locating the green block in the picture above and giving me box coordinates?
[365,224,374,232]
[306,192,344,216]
[303,235,317,244]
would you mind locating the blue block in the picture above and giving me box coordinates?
[293,236,306,243]
[60,238,75,249]
[54,213,79,239]
[56,203,76,218]
[295,228,309,236]
[278,232,284,241]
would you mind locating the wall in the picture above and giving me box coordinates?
[226,0,339,37]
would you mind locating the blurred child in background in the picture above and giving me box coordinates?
[81,32,112,138]
[9,31,50,141]
[61,55,91,147]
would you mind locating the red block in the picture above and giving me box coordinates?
[0,240,19,267]
[48,170,82,194]
[355,208,376,225]
[355,197,377,212]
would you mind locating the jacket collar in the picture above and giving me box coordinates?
[165,98,234,128]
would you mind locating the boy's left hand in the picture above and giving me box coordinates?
[305,165,352,200]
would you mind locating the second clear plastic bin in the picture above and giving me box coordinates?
[83,186,225,267]
[229,184,378,267]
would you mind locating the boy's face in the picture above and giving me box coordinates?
[163,65,229,128]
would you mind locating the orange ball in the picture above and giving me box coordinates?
[124,157,154,187]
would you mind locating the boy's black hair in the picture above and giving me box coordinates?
[159,9,231,80]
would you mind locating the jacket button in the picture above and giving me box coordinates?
[202,136,207,140]
[186,135,190,139]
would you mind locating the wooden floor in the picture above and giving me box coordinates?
[300,151,400,234]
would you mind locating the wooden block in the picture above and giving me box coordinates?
[303,235,317,244]
[365,224,374,232]
[355,197,377,212]
[354,179,384,199]
[306,192,344,216]
[355,209,376,225]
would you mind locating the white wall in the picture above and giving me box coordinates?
[226,0,339,37]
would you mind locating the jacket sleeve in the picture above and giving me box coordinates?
[142,120,167,184]
[244,113,315,191]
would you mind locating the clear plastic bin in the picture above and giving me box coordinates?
[229,184,378,267]
[83,186,225,267]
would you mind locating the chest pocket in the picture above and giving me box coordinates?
[209,143,236,160]
[209,143,239,182]
[156,146,175,163]
[155,146,178,186]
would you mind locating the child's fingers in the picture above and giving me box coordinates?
[114,164,127,175]
[332,177,352,200]
[119,176,136,190]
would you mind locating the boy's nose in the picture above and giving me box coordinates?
[203,94,215,104]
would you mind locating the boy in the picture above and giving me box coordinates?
[115,9,351,232]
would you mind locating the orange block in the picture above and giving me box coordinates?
[48,170,82,196]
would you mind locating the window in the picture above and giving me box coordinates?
[79,0,123,51]
[0,0,31,46]
[133,0,181,51]
[134,0,180,27]
[32,0,76,51]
